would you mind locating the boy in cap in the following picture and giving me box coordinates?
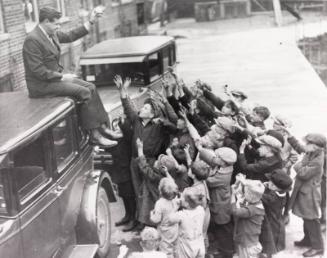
[198,144,238,258]
[284,132,326,257]
[238,135,283,182]
[262,169,293,253]
[231,176,266,258]
[115,75,178,231]
[272,115,298,224]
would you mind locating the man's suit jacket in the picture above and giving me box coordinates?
[23,25,88,97]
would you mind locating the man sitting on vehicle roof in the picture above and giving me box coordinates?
[22,7,119,147]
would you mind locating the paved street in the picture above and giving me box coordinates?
[107,12,327,258]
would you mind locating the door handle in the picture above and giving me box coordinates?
[52,185,66,196]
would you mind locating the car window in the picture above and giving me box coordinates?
[83,63,145,86]
[170,44,176,65]
[52,117,76,173]
[162,47,170,73]
[148,52,161,82]
[12,135,50,205]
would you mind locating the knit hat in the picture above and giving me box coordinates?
[214,117,236,134]
[266,130,285,147]
[214,147,237,165]
[231,90,247,100]
[267,169,293,191]
[304,133,327,148]
[256,135,282,151]
[140,227,160,241]
[157,155,176,171]
[243,180,265,203]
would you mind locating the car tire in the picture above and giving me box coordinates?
[96,187,111,258]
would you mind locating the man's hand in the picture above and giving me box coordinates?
[114,75,123,90]
[62,73,77,81]
[239,136,251,153]
[136,138,144,157]
[89,5,105,24]
[123,77,131,91]
[178,107,188,120]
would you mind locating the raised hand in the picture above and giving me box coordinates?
[113,75,123,90]
[136,138,143,151]
[178,106,188,120]
[123,77,131,90]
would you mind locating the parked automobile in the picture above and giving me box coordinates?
[0,92,116,258]
[79,35,177,122]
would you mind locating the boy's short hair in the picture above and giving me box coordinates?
[224,100,239,115]
[191,160,210,181]
[183,187,203,209]
[140,227,160,251]
[159,177,178,200]
[253,106,270,121]
[39,7,62,22]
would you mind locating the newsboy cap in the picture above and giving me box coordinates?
[273,115,292,128]
[304,133,327,148]
[267,169,293,191]
[256,135,282,151]
[231,90,247,100]
[214,117,236,134]
[243,179,265,203]
[215,147,237,165]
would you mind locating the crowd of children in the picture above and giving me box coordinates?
[112,71,326,258]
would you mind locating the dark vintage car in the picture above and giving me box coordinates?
[79,35,177,122]
[0,92,117,258]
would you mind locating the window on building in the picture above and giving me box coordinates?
[137,3,145,25]
[0,2,4,33]
[23,0,38,32]
[57,0,66,17]
[0,74,14,93]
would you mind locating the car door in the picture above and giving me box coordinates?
[14,132,62,258]
[50,113,92,251]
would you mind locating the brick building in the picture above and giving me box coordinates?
[0,0,147,92]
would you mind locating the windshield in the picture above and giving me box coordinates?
[82,62,146,87]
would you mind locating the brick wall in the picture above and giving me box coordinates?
[0,0,143,92]
[0,0,26,91]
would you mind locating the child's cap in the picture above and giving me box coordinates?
[214,147,237,165]
[267,169,293,191]
[304,133,327,148]
[244,179,265,203]
[157,154,176,171]
[273,115,292,128]
[256,135,282,151]
[140,227,160,241]
[214,117,236,134]
[231,90,247,100]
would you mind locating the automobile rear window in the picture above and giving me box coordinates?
[83,63,145,86]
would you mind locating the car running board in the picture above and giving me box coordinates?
[62,244,99,258]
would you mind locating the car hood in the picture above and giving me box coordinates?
[97,86,148,112]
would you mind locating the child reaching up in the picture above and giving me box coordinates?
[231,175,265,258]
[168,187,206,258]
[150,177,180,258]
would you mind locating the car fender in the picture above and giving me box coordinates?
[75,170,117,245]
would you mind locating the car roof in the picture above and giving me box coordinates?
[80,36,175,60]
[0,92,74,155]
